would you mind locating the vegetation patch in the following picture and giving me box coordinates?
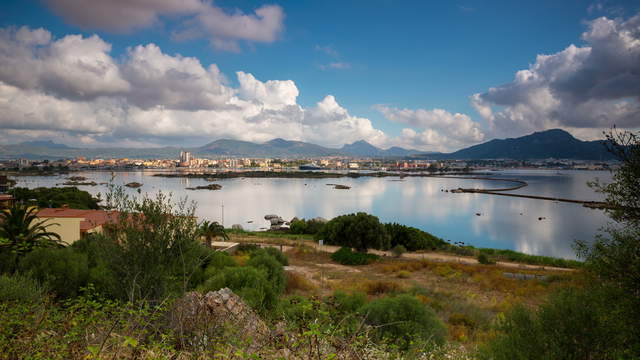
[330,247,380,265]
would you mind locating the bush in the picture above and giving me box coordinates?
[363,280,402,295]
[317,213,390,252]
[332,290,367,314]
[360,294,446,350]
[277,295,324,326]
[0,274,46,303]
[247,252,286,294]
[236,243,260,254]
[96,189,209,302]
[251,247,288,266]
[0,250,18,274]
[390,244,407,257]
[477,253,494,265]
[385,223,446,251]
[19,247,88,298]
[480,286,632,360]
[205,251,237,271]
[331,247,380,265]
[199,266,278,311]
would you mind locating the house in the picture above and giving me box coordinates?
[0,194,14,209]
[37,208,119,245]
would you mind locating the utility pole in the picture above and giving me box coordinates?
[221,201,224,227]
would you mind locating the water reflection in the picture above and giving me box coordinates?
[14,170,612,259]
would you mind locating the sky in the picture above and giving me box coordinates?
[0,0,639,152]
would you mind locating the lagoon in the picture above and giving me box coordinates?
[14,169,612,259]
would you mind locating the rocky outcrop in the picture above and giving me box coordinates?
[265,214,288,230]
[168,288,270,351]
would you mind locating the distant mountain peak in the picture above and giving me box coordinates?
[19,140,70,149]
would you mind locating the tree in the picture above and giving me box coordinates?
[0,204,62,261]
[198,220,228,248]
[317,212,390,252]
[96,188,209,302]
[9,187,100,210]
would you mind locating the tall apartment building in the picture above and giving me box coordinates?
[179,151,192,167]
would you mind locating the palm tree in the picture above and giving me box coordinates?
[0,204,62,257]
[198,220,228,248]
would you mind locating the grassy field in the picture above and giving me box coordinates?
[227,233,578,346]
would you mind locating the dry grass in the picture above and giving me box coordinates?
[238,234,578,345]
[285,271,318,294]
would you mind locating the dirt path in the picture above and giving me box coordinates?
[229,234,574,272]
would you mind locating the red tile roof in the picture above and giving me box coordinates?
[37,208,119,232]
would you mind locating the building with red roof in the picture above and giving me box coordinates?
[37,207,119,245]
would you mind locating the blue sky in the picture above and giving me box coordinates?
[0,0,639,151]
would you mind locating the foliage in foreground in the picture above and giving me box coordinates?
[481,128,640,358]
[481,286,634,360]
[361,294,447,350]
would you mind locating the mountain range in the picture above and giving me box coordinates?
[414,129,615,161]
[0,129,616,160]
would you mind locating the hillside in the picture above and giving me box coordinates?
[417,129,615,160]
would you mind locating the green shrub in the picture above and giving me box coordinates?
[0,250,18,274]
[205,251,237,272]
[19,247,88,298]
[360,294,446,350]
[0,273,46,303]
[390,244,407,257]
[277,295,323,325]
[199,266,278,311]
[331,247,380,265]
[480,287,632,360]
[332,290,367,314]
[247,252,286,294]
[236,243,260,254]
[478,248,581,268]
[477,253,494,265]
[251,247,288,266]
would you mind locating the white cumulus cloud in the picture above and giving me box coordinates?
[472,14,640,139]
[375,105,485,152]
[0,26,392,150]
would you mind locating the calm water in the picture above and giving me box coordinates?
[14,169,613,259]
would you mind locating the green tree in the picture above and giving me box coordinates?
[384,223,445,251]
[198,220,228,248]
[318,212,390,252]
[0,204,62,264]
[9,187,100,209]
